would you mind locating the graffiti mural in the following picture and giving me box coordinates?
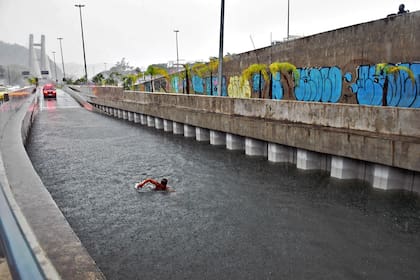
[350,63,420,108]
[227,76,251,98]
[171,77,179,93]
[252,73,265,93]
[192,75,204,94]
[206,76,227,96]
[271,72,283,100]
[294,66,342,103]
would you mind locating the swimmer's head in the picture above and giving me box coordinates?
[161,178,168,186]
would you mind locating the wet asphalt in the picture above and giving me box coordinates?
[26,90,420,280]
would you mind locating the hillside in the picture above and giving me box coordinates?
[0,41,29,66]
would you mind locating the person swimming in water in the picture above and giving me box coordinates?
[135,178,174,192]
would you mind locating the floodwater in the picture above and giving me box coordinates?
[26,90,420,280]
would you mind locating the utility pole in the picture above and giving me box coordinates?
[287,0,290,40]
[57,37,66,81]
[75,4,88,82]
[52,51,58,83]
[174,30,180,72]
[217,0,225,96]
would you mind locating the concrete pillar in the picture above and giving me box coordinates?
[134,113,140,123]
[268,143,295,163]
[140,114,147,125]
[122,111,128,120]
[330,156,365,180]
[117,109,123,119]
[371,164,416,191]
[173,122,184,135]
[245,138,267,156]
[113,109,118,117]
[196,127,210,142]
[155,118,164,129]
[226,133,245,150]
[210,130,226,146]
[184,124,196,138]
[147,116,155,127]
[164,120,173,132]
[128,112,134,122]
[296,149,329,171]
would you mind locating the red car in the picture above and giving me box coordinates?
[42,84,57,98]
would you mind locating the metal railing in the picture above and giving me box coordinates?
[0,184,45,280]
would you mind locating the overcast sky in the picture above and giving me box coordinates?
[1,0,419,73]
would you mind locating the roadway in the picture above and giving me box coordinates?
[26,89,420,280]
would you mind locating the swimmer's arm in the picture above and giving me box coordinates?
[137,178,157,188]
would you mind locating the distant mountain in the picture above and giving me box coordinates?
[0,41,29,66]
[0,41,104,83]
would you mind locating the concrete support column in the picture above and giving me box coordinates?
[196,127,210,142]
[210,130,226,146]
[268,143,295,163]
[173,122,184,135]
[128,112,134,122]
[226,133,245,150]
[113,108,118,117]
[140,114,147,125]
[134,113,140,123]
[155,118,164,129]
[184,124,196,138]
[296,149,329,171]
[245,138,267,156]
[371,164,417,191]
[122,111,128,120]
[164,120,173,132]
[147,116,155,127]
[330,156,365,180]
[117,109,123,119]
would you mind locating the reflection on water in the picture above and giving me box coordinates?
[27,96,420,280]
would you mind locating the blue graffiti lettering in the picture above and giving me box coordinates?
[252,74,265,93]
[206,76,227,96]
[272,72,283,100]
[295,66,342,103]
[192,75,204,94]
[351,63,420,108]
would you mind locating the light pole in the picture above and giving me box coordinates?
[57,37,66,81]
[75,4,88,82]
[52,51,58,83]
[287,0,290,40]
[174,30,180,72]
[217,0,225,96]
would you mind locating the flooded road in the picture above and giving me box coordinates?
[26,90,420,280]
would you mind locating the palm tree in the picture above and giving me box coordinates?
[269,62,300,99]
[242,64,269,98]
[192,58,219,95]
[375,63,415,106]
[144,65,169,92]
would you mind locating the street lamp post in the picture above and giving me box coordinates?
[287,0,290,40]
[75,4,88,82]
[52,51,58,83]
[174,30,180,72]
[57,37,66,81]
[217,0,225,96]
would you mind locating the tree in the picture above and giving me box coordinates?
[191,58,219,95]
[375,63,415,106]
[268,62,300,99]
[144,65,169,92]
[242,64,269,98]
[92,73,105,85]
